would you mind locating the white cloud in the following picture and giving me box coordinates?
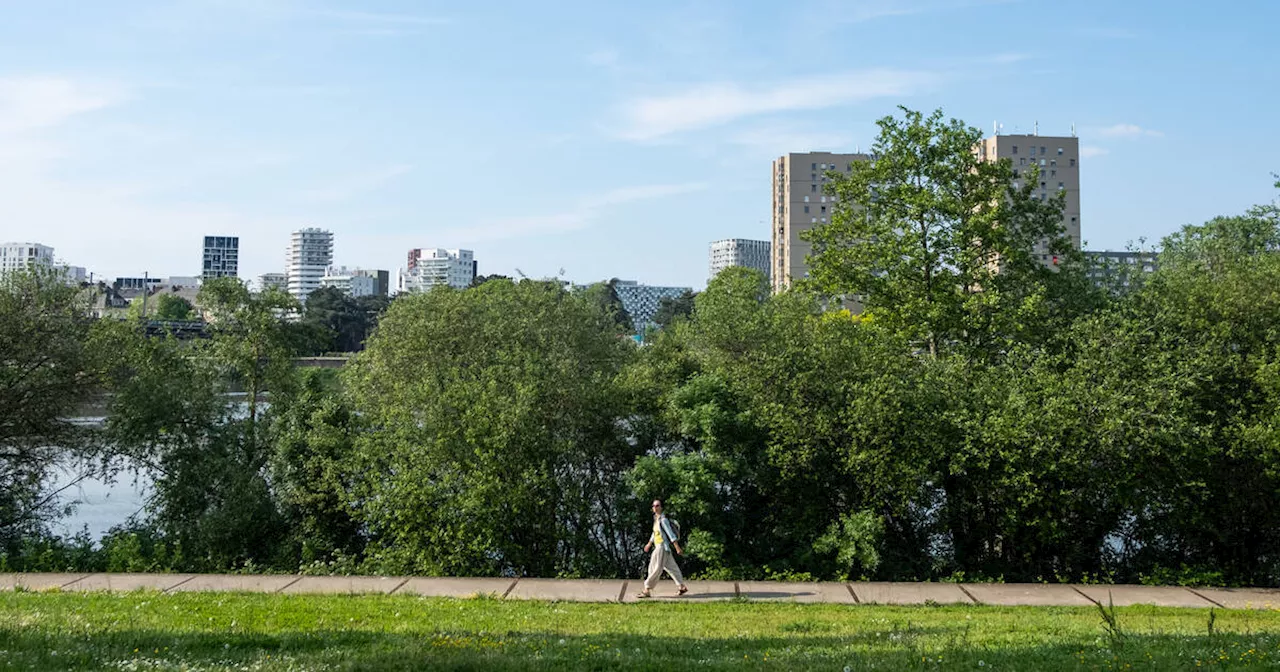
[0,77,125,136]
[614,69,935,141]
[437,183,708,243]
[1093,123,1163,138]
[1080,146,1110,158]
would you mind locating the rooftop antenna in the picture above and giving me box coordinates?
[1071,122,1076,137]
[994,120,998,136]
[1034,120,1039,136]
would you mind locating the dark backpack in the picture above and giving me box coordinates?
[666,517,681,542]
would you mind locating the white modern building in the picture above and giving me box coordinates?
[286,228,334,304]
[710,239,771,281]
[0,242,55,276]
[399,248,475,292]
[201,235,239,279]
[321,266,381,298]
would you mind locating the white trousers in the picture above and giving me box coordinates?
[644,546,685,590]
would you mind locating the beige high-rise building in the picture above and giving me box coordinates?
[770,152,868,293]
[770,135,1082,293]
[976,133,1082,261]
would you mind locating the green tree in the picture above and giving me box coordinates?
[0,270,108,547]
[198,278,299,442]
[153,294,196,321]
[806,106,1096,361]
[625,268,939,580]
[269,369,363,567]
[344,281,641,577]
[652,290,696,329]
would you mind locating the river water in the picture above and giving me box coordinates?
[49,468,150,540]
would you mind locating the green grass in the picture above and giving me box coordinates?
[1,592,1279,670]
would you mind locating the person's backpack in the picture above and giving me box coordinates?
[667,517,681,542]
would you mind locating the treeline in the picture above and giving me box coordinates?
[3,108,1279,586]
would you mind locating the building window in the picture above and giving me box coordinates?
[1040,159,1046,166]
[1050,159,1057,167]
[811,163,817,170]
[804,206,810,213]
[1070,158,1076,167]
[820,206,826,213]
[1012,146,1018,154]
[1058,182,1064,190]
[811,218,817,223]
[812,185,818,192]
[1020,158,1026,165]
[804,195,809,202]
[1050,169,1056,177]
[1040,146,1046,155]
[1057,147,1064,155]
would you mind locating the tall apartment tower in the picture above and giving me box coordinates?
[201,236,239,279]
[976,133,1082,258]
[770,152,869,293]
[285,228,334,304]
[710,239,771,281]
[399,248,475,292]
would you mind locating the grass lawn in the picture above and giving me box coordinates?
[1,591,1279,670]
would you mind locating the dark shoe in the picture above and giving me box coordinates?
[677,585,689,596]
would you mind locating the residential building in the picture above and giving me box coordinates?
[1085,250,1158,291]
[976,133,1082,262]
[770,152,868,293]
[0,242,55,276]
[614,281,692,329]
[58,265,88,284]
[321,266,388,298]
[258,272,287,292]
[399,248,475,292]
[285,228,334,304]
[201,236,239,279]
[710,238,771,281]
[771,135,1083,293]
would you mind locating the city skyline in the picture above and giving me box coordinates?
[0,1,1277,289]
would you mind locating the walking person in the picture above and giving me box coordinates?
[636,499,688,598]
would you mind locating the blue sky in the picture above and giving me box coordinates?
[0,0,1277,290]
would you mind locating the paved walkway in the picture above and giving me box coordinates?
[2,573,1278,609]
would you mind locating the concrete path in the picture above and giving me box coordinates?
[2,573,1277,609]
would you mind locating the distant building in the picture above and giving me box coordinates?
[258,272,287,292]
[58,265,88,284]
[770,152,869,293]
[976,133,1082,264]
[1085,250,1158,291]
[710,239,771,281]
[0,242,56,276]
[614,281,692,329]
[399,248,475,292]
[321,266,388,298]
[286,228,334,304]
[201,236,239,279]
